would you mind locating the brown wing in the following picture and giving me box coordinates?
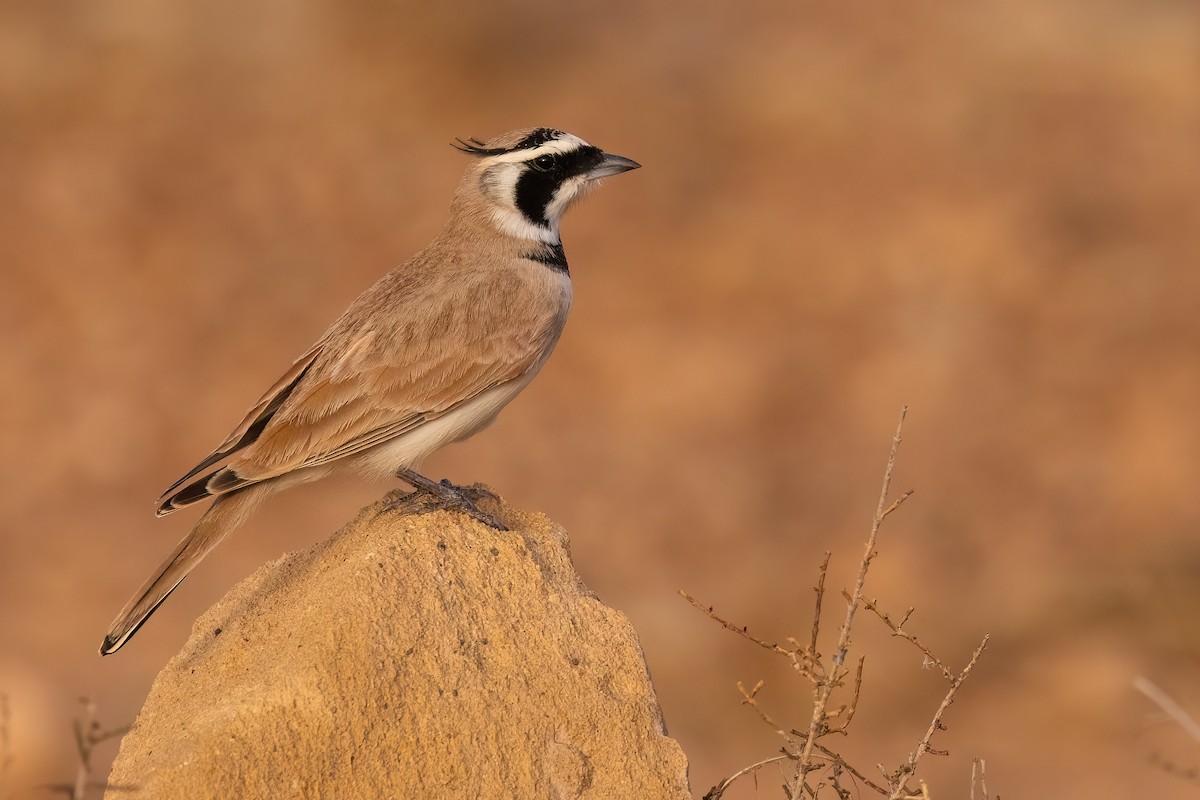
[233,345,528,478]
[157,272,563,515]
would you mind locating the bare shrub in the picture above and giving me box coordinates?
[685,408,992,799]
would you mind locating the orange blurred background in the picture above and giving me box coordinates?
[3,1,1199,796]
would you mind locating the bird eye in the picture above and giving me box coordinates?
[532,154,556,172]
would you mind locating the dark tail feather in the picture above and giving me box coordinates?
[100,483,270,655]
[156,466,254,517]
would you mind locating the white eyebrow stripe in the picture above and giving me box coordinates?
[486,134,591,163]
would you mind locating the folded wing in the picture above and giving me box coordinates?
[157,281,560,516]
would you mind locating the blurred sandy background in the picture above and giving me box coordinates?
[2,0,1199,796]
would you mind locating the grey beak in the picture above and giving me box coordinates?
[586,152,641,180]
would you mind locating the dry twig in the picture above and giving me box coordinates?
[970,758,992,799]
[860,598,952,680]
[39,698,129,800]
[684,406,993,799]
[702,754,792,800]
[789,408,912,795]
[808,554,830,663]
[1135,675,1200,784]
[1135,675,1200,744]
[0,694,11,800]
[882,636,990,798]
[679,590,789,656]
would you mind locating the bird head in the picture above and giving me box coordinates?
[452,128,640,244]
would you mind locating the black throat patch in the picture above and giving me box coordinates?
[523,242,568,274]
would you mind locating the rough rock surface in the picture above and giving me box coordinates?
[105,490,690,799]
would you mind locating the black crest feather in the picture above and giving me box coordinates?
[452,137,507,157]
[451,128,565,158]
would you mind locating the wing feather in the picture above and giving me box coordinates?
[156,345,321,510]
[157,263,567,513]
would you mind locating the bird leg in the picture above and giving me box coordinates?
[384,468,508,531]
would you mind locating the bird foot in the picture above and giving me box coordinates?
[382,468,508,531]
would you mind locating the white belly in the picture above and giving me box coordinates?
[348,375,535,480]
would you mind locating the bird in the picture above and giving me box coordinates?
[99,127,640,655]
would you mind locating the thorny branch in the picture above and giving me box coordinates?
[859,598,952,680]
[679,590,790,657]
[685,407,992,799]
[808,554,830,665]
[791,407,911,796]
[882,636,990,799]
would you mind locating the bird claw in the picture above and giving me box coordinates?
[384,469,508,531]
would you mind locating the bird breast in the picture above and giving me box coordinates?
[349,259,572,479]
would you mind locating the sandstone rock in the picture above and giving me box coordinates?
[105,490,690,799]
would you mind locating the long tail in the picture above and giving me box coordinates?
[99,483,272,655]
